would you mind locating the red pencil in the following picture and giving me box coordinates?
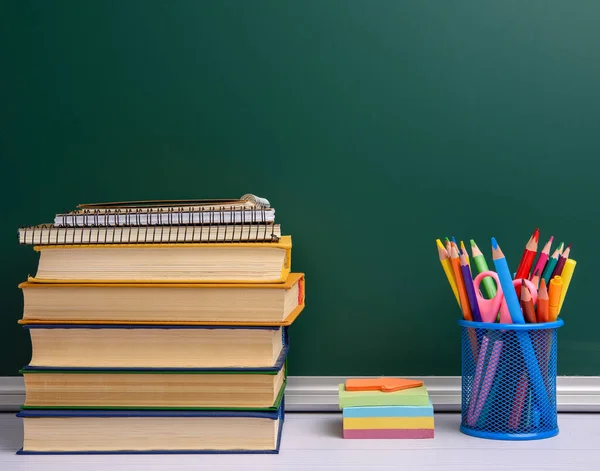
[515,230,538,300]
[515,230,539,280]
[516,228,540,273]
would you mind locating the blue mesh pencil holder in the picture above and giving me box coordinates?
[458,319,564,441]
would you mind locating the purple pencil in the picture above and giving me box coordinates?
[471,340,503,425]
[551,244,571,279]
[460,252,482,322]
[466,335,490,426]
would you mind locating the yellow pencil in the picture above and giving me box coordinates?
[460,240,470,266]
[548,276,563,322]
[436,239,460,306]
[557,259,576,315]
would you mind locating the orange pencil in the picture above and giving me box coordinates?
[450,244,472,321]
[537,278,549,323]
[520,284,537,323]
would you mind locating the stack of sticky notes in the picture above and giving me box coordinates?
[338,378,434,439]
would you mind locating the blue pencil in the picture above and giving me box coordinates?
[491,237,524,323]
[491,237,551,413]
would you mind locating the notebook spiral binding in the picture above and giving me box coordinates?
[19,206,280,246]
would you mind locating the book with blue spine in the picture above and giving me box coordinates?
[17,403,285,454]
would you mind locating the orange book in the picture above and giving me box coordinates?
[19,273,304,326]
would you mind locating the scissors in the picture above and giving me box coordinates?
[473,271,538,323]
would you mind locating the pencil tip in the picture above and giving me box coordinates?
[491,237,498,250]
[470,239,476,247]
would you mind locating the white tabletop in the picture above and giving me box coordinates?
[2,412,600,470]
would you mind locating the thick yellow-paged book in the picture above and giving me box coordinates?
[27,236,291,284]
[18,273,305,326]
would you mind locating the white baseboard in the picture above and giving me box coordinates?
[3,376,600,412]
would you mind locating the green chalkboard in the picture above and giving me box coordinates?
[2,1,599,376]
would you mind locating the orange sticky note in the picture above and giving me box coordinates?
[345,378,424,393]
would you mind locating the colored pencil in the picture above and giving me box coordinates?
[450,236,460,255]
[509,370,529,430]
[530,236,553,282]
[530,267,542,290]
[537,279,549,323]
[491,237,524,324]
[520,284,536,324]
[515,228,539,278]
[436,239,460,306]
[470,239,497,299]
[460,251,482,322]
[470,339,503,425]
[460,240,470,266]
[548,276,563,322]
[466,335,490,425]
[492,237,552,413]
[558,259,576,315]
[542,242,563,284]
[450,245,473,321]
[551,244,571,279]
[515,231,539,282]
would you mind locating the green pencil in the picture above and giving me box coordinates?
[542,242,564,284]
[470,239,497,299]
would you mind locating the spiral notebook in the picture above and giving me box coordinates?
[54,194,275,227]
[18,223,281,245]
[19,194,279,245]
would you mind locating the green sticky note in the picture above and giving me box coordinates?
[338,384,430,409]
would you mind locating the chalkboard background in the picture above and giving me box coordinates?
[2,1,599,376]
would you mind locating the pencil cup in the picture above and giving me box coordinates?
[458,319,564,440]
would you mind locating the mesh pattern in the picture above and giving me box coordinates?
[460,322,561,440]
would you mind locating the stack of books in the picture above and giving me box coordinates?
[338,378,434,439]
[16,194,305,454]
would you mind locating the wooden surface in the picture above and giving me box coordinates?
[2,412,600,470]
